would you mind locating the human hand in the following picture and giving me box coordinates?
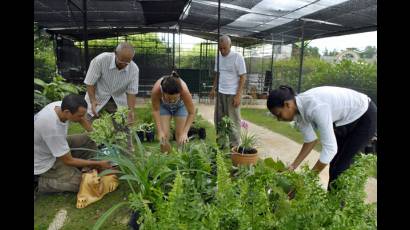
[91,101,100,117]
[98,160,113,170]
[158,131,168,144]
[233,95,241,107]
[177,133,189,145]
[287,163,297,172]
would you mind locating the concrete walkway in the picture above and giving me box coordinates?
[195,103,377,203]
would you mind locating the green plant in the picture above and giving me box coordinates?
[34,90,51,113]
[238,131,257,151]
[89,108,131,148]
[216,116,235,150]
[34,24,57,83]
[141,122,155,132]
[91,107,376,230]
[34,75,86,102]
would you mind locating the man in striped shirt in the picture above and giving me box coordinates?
[84,42,139,124]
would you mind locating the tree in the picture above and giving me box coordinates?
[328,49,339,56]
[291,43,320,58]
[34,24,57,82]
[323,48,329,56]
[361,46,377,59]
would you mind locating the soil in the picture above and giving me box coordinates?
[237,146,257,154]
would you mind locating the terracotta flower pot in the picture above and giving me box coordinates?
[231,147,259,166]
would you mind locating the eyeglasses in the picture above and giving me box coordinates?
[115,55,131,65]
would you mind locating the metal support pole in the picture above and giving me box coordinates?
[83,0,89,70]
[205,42,208,69]
[178,31,181,69]
[199,43,203,100]
[298,23,305,93]
[173,31,175,69]
[167,32,170,70]
[269,34,275,92]
[215,0,221,135]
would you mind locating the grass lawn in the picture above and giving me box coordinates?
[35,107,217,229]
[240,108,322,152]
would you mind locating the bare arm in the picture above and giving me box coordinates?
[86,85,99,117]
[181,87,195,135]
[79,117,93,132]
[59,152,111,169]
[233,74,247,107]
[126,93,136,124]
[87,85,97,103]
[289,140,319,170]
[209,72,218,99]
[312,160,327,173]
[236,74,246,97]
[151,85,163,135]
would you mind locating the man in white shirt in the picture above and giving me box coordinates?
[84,42,139,124]
[34,94,112,193]
[267,85,377,190]
[209,35,247,148]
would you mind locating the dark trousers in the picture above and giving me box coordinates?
[328,101,377,191]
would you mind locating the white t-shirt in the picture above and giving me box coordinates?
[34,101,70,175]
[214,50,247,95]
[84,52,139,116]
[294,86,371,164]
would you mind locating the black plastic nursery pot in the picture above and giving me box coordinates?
[136,131,145,142]
[129,203,156,230]
[198,127,206,140]
[188,127,198,138]
[145,131,155,142]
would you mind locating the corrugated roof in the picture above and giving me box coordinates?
[34,0,377,46]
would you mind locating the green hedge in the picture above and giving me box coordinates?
[272,58,377,103]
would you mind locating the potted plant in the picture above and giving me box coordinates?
[193,119,207,140]
[187,126,198,139]
[136,124,145,142]
[231,120,259,166]
[217,116,235,150]
[144,123,155,142]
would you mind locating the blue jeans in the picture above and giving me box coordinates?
[160,100,187,117]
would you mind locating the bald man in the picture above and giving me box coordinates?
[210,35,247,148]
[84,42,139,124]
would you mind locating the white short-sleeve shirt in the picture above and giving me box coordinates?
[34,101,70,175]
[294,86,371,164]
[84,52,139,116]
[214,50,247,95]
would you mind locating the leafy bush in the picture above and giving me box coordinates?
[93,120,376,230]
[34,75,86,102]
[272,58,377,103]
[34,76,86,113]
[34,25,56,83]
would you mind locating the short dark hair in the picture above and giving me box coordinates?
[160,71,182,94]
[267,85,296,110]
[61,94,88,114]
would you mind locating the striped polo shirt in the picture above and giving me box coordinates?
[84,52,139,115]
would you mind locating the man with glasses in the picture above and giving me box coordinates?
[84,42,139,125]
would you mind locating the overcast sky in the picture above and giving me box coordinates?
[309,31,377,54]
[162,30,377,54]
